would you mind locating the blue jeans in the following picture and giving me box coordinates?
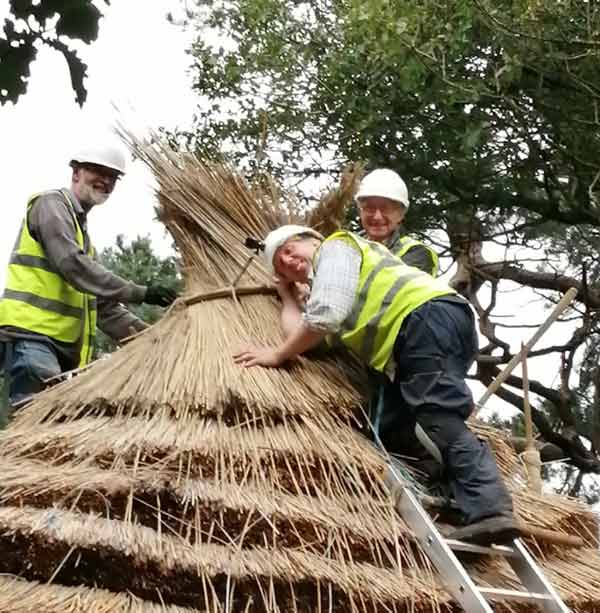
[0,340,62,408]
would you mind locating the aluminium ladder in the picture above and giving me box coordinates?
[384,465,571,612]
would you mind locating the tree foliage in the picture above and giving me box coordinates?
[177,0,600,499]
[95,234,181,356]
[181,0,600,227]
[1,0,109,105]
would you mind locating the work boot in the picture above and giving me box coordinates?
[447,514,521,546]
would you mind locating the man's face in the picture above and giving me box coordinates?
[72,163,121,207]
[273,238,318,283]
[358,196,406,242]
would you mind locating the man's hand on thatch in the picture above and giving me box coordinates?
[144,284,178,307]
[234,325,326,369]
[233,345,284,368]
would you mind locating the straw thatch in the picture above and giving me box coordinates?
[0,135,598,612]
[306,163,364,236]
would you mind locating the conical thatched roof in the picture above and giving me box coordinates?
[0,138,599,612]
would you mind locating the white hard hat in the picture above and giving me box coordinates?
[355,168,409,208]
[263,224,323,273]
[70,144,127,175]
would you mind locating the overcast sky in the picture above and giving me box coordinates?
[0,0,195,286]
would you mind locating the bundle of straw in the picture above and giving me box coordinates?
[306,163,364,236]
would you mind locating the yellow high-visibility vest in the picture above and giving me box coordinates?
[393,235,439,277]
[0,190,97,367]
[320,231,454,371]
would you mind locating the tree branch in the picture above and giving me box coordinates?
[510,437,566,463]
[474,262,600,307]
[484,366,563,407]
[478,366,600,473]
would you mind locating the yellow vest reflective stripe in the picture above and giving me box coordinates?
[394,235,439,277]
[322,231,454,371]
[0,190,97,367]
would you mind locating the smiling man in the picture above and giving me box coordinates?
[356,169,438,276]
[0,144,178,410]
[234,225,518,545]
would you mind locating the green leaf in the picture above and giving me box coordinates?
[60,45,88,105]
[2,0,106,104]
[462,124,483,153]
[56,2,102,43]
[0,25,36,104]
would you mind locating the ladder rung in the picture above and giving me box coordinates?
[445,539,517,557]
[478,586,554,603]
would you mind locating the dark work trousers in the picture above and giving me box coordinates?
[377,296,513,525]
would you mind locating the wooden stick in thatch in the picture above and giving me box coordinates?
[521,342,543,494]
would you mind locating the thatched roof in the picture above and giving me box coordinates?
[0,138,598,612]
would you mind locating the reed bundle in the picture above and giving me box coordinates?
[306,163,364,236]
[0,133,597,612]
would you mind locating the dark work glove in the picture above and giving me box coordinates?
[144,284,178,307]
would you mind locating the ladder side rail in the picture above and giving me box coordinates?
[507,539,571,613]
[393,482,494,612]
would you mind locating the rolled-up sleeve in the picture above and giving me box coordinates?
[302,240,361,333]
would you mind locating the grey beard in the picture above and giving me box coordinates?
[80,185,110,207]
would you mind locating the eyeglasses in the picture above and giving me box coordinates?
[358,201,399,216]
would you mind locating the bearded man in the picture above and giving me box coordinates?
[0,145,177,410]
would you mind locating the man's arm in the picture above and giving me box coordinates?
[273,281,305,338]
[29,193,147,303]
[96,298,148,342]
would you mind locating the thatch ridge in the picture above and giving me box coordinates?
[3,416,596,549]
[2,415,381,469]
[1,503,598,611]
[0,457,409,548]
[1,415,390,502]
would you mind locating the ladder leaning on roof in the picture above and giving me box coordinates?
[384,463,571,613]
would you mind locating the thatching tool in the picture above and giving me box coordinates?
[227,237,264,288]
[520,342,543,494]
[244,236,265,253]
[474,286,578,416]
[222,236,265,304]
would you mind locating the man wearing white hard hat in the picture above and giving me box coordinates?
[234,224,517,545]
[0,144,178,410]
[356,168,438,276]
